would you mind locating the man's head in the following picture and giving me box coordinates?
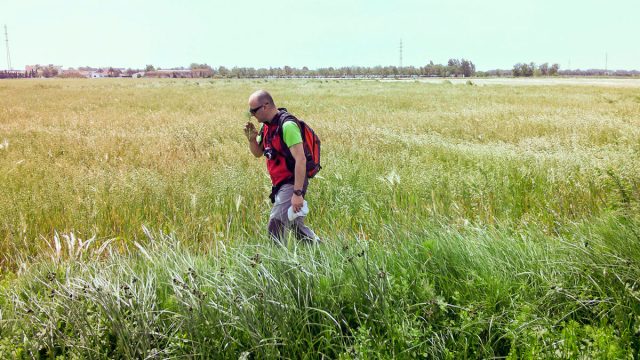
[248,90,278,123]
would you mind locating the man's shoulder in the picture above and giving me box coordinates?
[281,120,302,148]
[282,120,300,132]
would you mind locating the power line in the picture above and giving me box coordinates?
[4,25,12,70]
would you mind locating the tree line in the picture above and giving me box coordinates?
[509,62,639,77]
[154,61,637,78]
[175,59,478,78]
[19,60,640,79]
[512,62,560,77]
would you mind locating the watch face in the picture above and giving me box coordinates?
[294,190,303,196]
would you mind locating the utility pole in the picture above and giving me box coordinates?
[4,25,11,70]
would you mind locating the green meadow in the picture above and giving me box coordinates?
[0,78,639,358]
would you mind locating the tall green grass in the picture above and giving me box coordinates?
[1,216,638,358]
[1,79,639,357]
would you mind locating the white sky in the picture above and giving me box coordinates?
[2,0,639,70]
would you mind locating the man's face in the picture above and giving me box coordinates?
[248,98,268,123]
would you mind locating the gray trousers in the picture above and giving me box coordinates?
[268,184,318,245]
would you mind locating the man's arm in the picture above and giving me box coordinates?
[289,143,306,212]
[248,137,263,157]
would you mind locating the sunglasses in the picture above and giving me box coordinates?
[249,104,265,115]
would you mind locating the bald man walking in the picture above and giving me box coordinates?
[244,90,320,245]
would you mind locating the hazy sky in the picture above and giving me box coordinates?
[2,0,639,71]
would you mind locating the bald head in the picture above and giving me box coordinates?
[249,90,275,108]
[248,90,279,122]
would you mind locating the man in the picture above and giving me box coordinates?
[244,90,319,245]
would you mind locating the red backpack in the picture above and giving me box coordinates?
[266,109,322,179]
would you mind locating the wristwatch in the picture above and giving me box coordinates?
[293,189,303,196]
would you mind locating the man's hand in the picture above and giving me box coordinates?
[291,193,304,213]
[244,122,258,142]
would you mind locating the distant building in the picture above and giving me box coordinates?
[59,69,85,78]
[191,68,214,77]
[78,70,92,78]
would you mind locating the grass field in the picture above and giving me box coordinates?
[1,78,639,358]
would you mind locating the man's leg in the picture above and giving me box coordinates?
[292,217,320,244]
[268,218,286,246]
[268,184,294,246]
[269,183,320,245]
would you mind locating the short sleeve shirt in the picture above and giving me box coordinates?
[256,121,302,148]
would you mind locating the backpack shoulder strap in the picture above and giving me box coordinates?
[258,124,265,143]
[275,109,299,146]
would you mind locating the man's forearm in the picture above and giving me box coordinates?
[248,138,262,157]
[294,157,306,192]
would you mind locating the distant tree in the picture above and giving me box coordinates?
[448,58,462,76]
[284,65,294,76]
[461,59,476,77]
[245,67,256,78]
[513,62,535,77]
[549,63,560,76]
[190,63,212,70]
[423,61,434,76]
[526,62,535,77]
[145,64,155,72]
[512,63,522,77]
[256,68,268,77]
[539,63,549,76]
[41,65,59,78]
[218,66,229,77]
